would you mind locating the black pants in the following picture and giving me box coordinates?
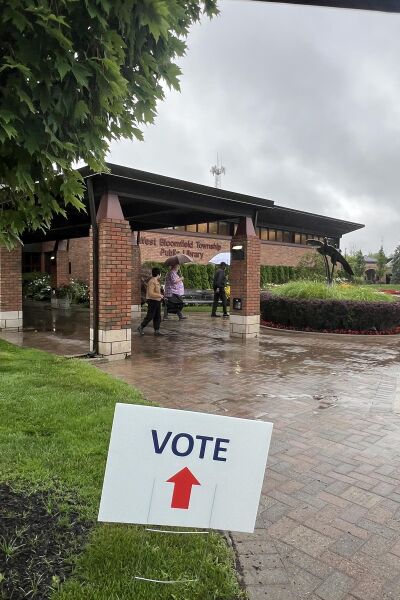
[141,300,161,331]
[164,294,184,318]
[212,288,228,315]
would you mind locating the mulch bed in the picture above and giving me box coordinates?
[261,320,400,335]
[0,484,91,599]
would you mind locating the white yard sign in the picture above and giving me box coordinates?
[98,404,273,533]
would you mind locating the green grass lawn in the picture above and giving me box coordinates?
[0,340,243,600]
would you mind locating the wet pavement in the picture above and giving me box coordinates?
[3,304,400,599]
[0,302,89,356]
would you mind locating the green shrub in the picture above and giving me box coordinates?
[261,291,400,332]
[271,280,396,302]
[22,272,51,301]
[295,252,326,281]
[206,264,215,288]
[69,280,89,304]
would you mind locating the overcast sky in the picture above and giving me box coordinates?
[107,0,400,256]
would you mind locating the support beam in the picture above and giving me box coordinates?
[131,232,142,317]
[0,244,23,330]
[89,192,132,359]
[229,217,261,339]
[50,240,70,289]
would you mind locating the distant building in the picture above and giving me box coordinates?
[363,256,392,283]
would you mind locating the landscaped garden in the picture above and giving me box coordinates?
[0,340,243,600]
[261,280,400,334]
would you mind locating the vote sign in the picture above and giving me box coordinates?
[98,404,273,533]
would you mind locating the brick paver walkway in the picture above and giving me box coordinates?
[100,314,400,600]
[3,307,400,599]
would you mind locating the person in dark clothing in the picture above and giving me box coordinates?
[211,262,229,318]
[137,267,164,335]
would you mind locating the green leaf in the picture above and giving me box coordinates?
[18,90,35,113]
[55,57,71,81]
[0,122,18,139]
[73,100,89,121]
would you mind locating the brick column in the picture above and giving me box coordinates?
[229,217,261,339]
[131,233,142,317]
[90,192,132,358]
[0,244,23,330]
[51,240,70,288]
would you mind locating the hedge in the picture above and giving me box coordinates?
[260,292,400,332]
[142,262,300,290]
[142,262,231,290]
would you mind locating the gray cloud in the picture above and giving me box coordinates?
[108,0,400,255]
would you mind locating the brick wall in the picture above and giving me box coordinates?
[69,238,90,281]
[35,231,317,285]
[52,250,70,288]
[139,231,231,264]
[261,242,314,266]
[0,245,22,312]
[131,242,141,306]
[90,220,132,332]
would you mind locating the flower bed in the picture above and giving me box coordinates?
[260,292,400,334]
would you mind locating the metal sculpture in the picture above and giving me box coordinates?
[306,237,354,284]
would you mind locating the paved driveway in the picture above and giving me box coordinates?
[99,314,400,600]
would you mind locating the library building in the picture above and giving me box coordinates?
[1,164,363,356]
[21,166,363,283]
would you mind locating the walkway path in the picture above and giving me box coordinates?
[2,306,400,599]
[100,314,400,600]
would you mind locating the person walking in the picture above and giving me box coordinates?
[164,263,186,320]
[137,267,164,336]
[211,262,229,318]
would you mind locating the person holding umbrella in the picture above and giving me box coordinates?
[211,262,229,318]
[163,254,192,320]
[164,263,186,320]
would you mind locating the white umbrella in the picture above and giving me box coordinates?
[209,252,231,266]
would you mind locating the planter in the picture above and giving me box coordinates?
[51,297,71,309]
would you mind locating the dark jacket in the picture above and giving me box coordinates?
[213,268,227,290]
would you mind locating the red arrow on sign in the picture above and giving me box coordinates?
[166,467,201,509]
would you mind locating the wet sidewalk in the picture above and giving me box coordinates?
[100,314,400,600]
[3,306,400,599]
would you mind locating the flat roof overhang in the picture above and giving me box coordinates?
[20,163,363,244]
[21,164,274,243]
[258,205,363,237]
[257,1,400,13]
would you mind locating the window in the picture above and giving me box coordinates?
[208,222,218,235]
[22,252,42,273]
[283,231,292,243]
[197,223,208,234]
[260,228,269,241]
[218,221,230,236]
[276,230,283,242]
[268,229,276,241]
[300,234,307,245]
[186,224,196,232]
[294,233,301,244]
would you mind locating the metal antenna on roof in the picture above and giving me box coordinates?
[210,154,226,188]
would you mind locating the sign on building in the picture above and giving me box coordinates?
[98,404,273,533]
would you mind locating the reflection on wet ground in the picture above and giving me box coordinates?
[0,302,89,356]
[2,304,400,598]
